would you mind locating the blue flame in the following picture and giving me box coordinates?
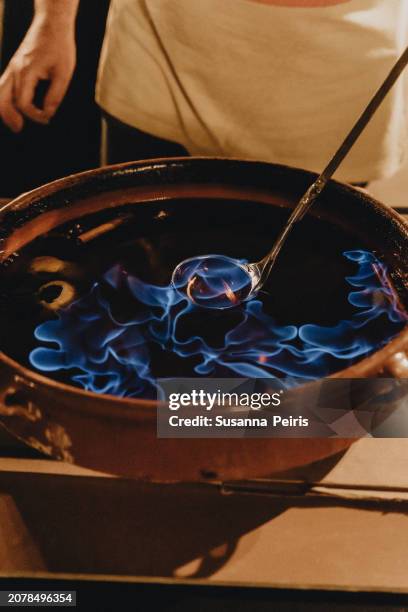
[29,250,407,397]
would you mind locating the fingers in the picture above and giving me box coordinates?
[14,70,49,125]
[0,72,24,133]
[0,68,47,131]
[0,61,73,132]
[43,71,71,118]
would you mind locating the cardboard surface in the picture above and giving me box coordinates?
[0,439,407,589]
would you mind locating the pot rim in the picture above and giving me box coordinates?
[0,156,406,415]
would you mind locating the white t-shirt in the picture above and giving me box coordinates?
[96,0,408,182]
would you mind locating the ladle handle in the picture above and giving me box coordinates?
[257,44,408,288]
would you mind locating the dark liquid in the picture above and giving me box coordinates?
[0,197,405,397]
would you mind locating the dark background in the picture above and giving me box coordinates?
[0,0,110,197]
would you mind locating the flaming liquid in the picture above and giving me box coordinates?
[28,250,407,397]
[0,200,405,399]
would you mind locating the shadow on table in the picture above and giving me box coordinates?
[0,450,405,578]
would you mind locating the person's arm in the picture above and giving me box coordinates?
[0,0,79,132]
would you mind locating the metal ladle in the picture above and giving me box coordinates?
[172,46,408,310]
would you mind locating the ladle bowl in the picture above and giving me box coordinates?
[172,254,257,309]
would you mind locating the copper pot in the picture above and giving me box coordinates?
[0,158,406,481]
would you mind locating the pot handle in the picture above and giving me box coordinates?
[0,378,43,423]
[384,350,408,378]
[384,210,408,377]
[0,376,73,462]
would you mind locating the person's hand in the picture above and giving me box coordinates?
[0,17,76,132]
